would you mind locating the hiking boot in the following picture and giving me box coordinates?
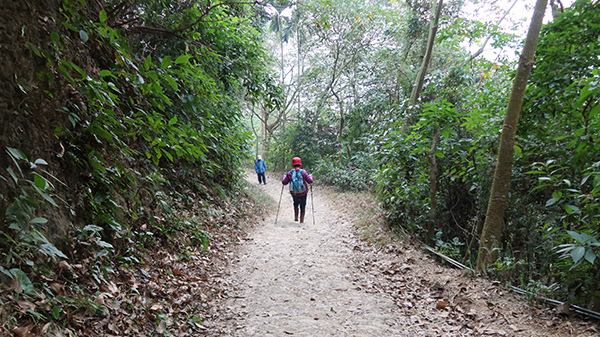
[300,213,305,224]
[294,208,299,222]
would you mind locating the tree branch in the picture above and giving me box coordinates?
[463,0,518,65]
[173,1,259,33]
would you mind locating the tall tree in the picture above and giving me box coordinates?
[400,0,443,243]
[401,0,443,132]
[302,0,379,161]
[476,0,548,270]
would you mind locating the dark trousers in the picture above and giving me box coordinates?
[292,194,307,214]
[257,172,266,184]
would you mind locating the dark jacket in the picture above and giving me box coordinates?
[282,169,314,196]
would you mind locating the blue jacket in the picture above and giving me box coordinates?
[255,159,267,173]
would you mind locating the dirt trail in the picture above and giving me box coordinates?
[203,170,599,336]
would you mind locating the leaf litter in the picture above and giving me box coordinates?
[202,170,598,336]
[3,170,597,336]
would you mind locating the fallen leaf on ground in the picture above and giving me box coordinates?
[435,300,449,309]
[12,324,38,337]
[17,300,36,311]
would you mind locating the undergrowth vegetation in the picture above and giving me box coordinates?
[1,0,278,334]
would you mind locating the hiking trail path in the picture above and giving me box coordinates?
[203,170,598,336]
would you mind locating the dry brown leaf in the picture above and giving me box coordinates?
[435,300,449,310]
[49,282,63,294]
[126,275,140,287]
[144,311,156,321]
[509,324,524,332]
[100,281,119,296]
[585,325,598,333]
[482,328,506,335]
[17,300,36,311]
[108,321,121,333]
[41,322,52,334]
[94,293,105,306]
[150,304,163,311]
[556,302,571,316]
[11,324,38,337]
[156,321,167,334]
[58,260,72,270]
[9,277,22,293]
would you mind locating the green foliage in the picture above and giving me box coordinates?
[270,119,337,171]
[434,231,464,261]
[313,148,378,192]
[376,99,465,236]
[522,279,560,305]
[1,147,68,271]
[528,157,600,308]
[503,1,600,309]
[486,255,529,283]
[527,0,600,117]
[523,0,600,171]
[557,231,599,268]
[2,0,276,331]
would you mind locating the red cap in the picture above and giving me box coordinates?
[292,157,302,166]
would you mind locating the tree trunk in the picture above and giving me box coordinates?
[280,30,285,84]
[250,105,260,158]
[426,127,440,245]
[549,0,564,19]
[260,106,267,159]
[476,0,547,270]
[401,0,443,133]
[332,89,344,164]
[297,28,301,118]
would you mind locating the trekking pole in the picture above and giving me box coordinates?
[310,184,315,225]
[275,184,284,224]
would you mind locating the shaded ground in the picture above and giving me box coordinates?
[202,170,599,336]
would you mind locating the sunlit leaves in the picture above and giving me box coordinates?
[161,56,172,69]
[99,9,107,23]
[175,54,192,65]
[526,0,600,125]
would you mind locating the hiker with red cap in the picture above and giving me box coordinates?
[281,157,314,223]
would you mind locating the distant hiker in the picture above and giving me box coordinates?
[282,157,313,223]
[255,155,267,184]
